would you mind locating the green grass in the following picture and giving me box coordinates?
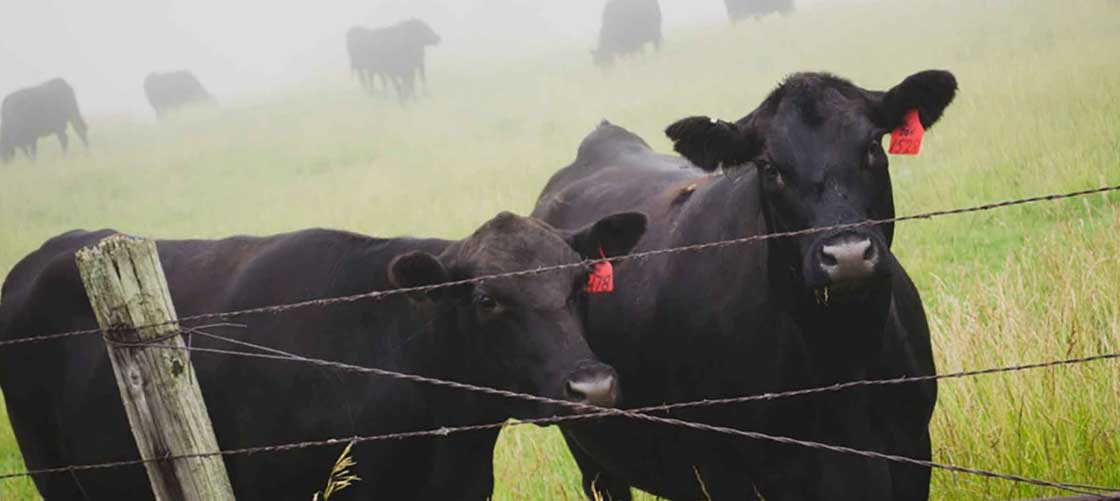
[2,0,1119,499]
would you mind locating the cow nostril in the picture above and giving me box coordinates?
[863,244,876,261]
[566,375,618,408]
[819,248,838,266]
[565,381,585,400]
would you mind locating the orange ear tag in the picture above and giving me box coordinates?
[585,248,614,294]
[888,109,925,155]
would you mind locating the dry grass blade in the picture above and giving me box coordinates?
[313,441,361,501]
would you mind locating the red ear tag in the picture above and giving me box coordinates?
[585,248,614,294]
[888,109,925,155]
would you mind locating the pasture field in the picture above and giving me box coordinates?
[2,0,1118,499]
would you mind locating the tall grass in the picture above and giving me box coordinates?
[2,1,1118,499]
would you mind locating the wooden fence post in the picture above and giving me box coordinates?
[76,234,235,501]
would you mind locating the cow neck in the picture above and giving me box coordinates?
[407,301,461,380]
[682,171,775,305]
[795,289,892,382]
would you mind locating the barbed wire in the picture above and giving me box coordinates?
[6,330,1117,496]
[180,326,1120,417]
[4,413,1115,497]
[2,183,1117,349]
[1,344,1116,498]
[153,328,1120,427]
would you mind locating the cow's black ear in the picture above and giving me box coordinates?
[567,211,648,259]
[388,251,451,301]
[879,70,957,130]
[665,116,762,171]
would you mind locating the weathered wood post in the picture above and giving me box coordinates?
[76,235,235,501]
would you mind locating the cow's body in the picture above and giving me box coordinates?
[534,71,957,500]
[347,19,440,100]
[724,0,795,22]
[143,71,214,118]
[0,78,88,163]
[0,211,646,500]
[593,0,662,67]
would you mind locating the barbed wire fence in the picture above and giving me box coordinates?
[1,183,1118,499]
[3,184,1117,350]
[2,330,1118,497]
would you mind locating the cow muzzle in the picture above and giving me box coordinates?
[563,361,620,409]
[809,232,887,293]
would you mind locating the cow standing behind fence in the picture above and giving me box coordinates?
[0,78,88,164]
[347,19,441,101]
[534,70,957,500]
[593,0,663,67]
[0,211,647,500]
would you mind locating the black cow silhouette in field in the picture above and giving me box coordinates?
[1,78,88,163]
[725,0,795,23]
[347,19,441,101]
[593,0,663,67]
[143,71,215,119]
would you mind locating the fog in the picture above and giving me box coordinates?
[0,0,788,117]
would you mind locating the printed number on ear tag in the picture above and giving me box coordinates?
[585,248,614,294]
[889,109,925,156]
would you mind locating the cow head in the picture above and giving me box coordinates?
[404,18,441,46]
[388,211,646,418]
[667,71,956,301]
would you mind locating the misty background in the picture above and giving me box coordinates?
[0,0,839,118]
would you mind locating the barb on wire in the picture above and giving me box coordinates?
[2,183,1117,349]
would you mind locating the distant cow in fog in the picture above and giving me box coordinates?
[593,0,663,67]
[725,0,795,22]
[1,78,88,163]
[347,19,441,100]
[143,71,214,118]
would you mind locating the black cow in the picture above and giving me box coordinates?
[143,71,214,119]
[0,211,648,500]
[0,78,88,163]
[533,70,957,500]
[347,19,441,100]
[593,0,663,67]
[725,0,795,22]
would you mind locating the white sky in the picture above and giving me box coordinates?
[0,1,822,117]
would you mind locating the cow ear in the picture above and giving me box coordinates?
[388,251,451,302]
[665,116,762,172]
[567,212,648,259]
[878,70,958,130]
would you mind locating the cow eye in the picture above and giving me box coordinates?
[474,293,501,314]
[755,160,773,177]
[866,136,886,168]
[756,160,784,189]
